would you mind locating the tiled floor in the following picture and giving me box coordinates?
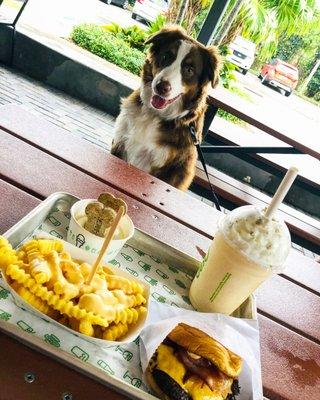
[0,64,318,260]
[0,65,115,150]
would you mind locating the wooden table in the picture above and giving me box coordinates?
[1,105,320,400]
[208,86,320,160]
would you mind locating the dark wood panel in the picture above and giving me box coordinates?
[0,104,221,239]
[0,130,210,261]
[256,275,320,343]
[0,180,40,234]
[259,315,320,400]
[208,115,320,188]
[0,331,130,400]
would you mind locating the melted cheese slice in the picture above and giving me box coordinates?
[156,344,233,400]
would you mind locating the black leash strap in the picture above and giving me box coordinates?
[189,124,221,211]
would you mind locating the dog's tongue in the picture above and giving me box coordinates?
[151,95,167,109]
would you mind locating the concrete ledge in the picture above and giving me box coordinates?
[13,26,139,116]
[0,24,14,65]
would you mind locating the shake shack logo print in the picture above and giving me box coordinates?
[0,285,9,300]
[0,309,11,321]
[97,360,115,375]
[44,333,61,347]
[71,346,89,361]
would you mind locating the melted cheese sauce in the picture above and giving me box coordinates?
[156,344,232,400]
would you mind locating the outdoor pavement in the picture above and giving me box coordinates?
[0,63,318,260]
[0,0,146,37]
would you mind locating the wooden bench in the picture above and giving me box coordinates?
[207,115,320,190]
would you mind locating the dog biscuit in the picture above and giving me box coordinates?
[98,193,127,214]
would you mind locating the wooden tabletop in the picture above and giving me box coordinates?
[1,105,320,400]
[209,86,320,161]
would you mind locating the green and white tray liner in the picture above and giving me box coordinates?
[0,205,263,399]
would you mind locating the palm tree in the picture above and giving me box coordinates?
[213,0,243,45]
[170,0,318,59]
[223,0,318,59]
[167,0,212,34]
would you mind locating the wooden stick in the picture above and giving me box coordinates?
[265,167,298,219]
[86,206,124,285]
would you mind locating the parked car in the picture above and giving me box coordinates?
[259,59,299,97]
[132,0,168,23]
[226,36,256,75]
[102,0,129,9]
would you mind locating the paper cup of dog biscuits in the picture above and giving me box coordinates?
[67,196,134,262]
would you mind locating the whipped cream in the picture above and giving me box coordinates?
[221,206,291,270]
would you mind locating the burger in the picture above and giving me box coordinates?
[146,323,242,400]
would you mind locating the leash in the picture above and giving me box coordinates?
[189,123,221,211]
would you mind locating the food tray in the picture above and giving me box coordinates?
[1,192,257,400]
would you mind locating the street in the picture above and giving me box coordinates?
[18,0,145,37]
[236,71,320,125]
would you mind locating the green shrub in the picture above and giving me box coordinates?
[102,22,147,52]
[71,24,145,75]
[146,14,167,35]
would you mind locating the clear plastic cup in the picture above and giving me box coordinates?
[189,205,291,315]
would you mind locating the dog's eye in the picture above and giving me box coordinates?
[160,52,171,65]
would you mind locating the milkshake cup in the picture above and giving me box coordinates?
[190,167,298,315]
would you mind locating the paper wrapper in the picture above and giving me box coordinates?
[139,302,263,400]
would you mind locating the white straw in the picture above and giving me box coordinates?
[265,167,299,219]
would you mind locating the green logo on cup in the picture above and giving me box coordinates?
[209,272,232,302]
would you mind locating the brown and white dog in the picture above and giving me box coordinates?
[111,26,221,190]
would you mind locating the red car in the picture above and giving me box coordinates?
[259,59,299,97]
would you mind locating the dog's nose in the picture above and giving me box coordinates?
[156,80,171,96]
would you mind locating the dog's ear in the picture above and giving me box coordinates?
[145,26,188,48]
[202,45,221,88]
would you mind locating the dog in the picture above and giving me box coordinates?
[111,26,221,191]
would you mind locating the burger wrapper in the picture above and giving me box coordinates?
[139,301,262,399]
